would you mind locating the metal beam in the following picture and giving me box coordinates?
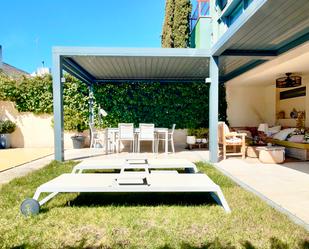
[53,47,211,58]
[277,32,309,55]
[52,52,64,161]
[95,79,206,84]
[62,57,94,85]
[221,49,277,58]
[211,0,268,56]
[209,56,219,163]
[220,60,267,82]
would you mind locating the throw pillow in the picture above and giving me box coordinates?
[273,128,296,141]
[287,135,305,143]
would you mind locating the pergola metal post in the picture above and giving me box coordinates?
[209,56,219,163]
[52,52,64,161]
[89,84,94,124]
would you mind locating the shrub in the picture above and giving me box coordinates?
[0,120,16,134]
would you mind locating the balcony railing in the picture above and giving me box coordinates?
[190,0,210,32]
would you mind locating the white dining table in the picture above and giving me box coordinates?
[104,127,169,154]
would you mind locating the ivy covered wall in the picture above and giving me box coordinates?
[0,73,227,130]
[94,82,227,129]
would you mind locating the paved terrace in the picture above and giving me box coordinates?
[0,147,308,230]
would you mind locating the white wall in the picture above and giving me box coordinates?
[0,101,89,149]
[227,76,309,128]
[226,84,276,127]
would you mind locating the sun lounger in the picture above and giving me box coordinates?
[71,158,198,173]
[20,172,231,215]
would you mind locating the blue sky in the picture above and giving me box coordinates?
[0,0,168,73]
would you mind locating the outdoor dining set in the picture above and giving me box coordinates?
[90,123,176,154]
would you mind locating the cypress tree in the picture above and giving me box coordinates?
[161,0,175,48]
[173,0,191,48]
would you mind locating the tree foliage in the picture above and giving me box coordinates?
[161,0,191,48]
[173,0,191,48]
[161,0,175,48]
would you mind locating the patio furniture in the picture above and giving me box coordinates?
[138,123,155,153]
[20,159,231,215]
[256,146,285,164]
[218,122,246,160]
[118,123,135,153]
[89,123,113,151]
[157,124,176,153]
[104,127,169,155]
[72,158,198,173]
[89,123,101,148]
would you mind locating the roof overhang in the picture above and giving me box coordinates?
[212,0,309,81]
[53,47,211,85]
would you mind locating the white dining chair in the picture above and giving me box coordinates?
[118,123,135,153]
[89,123,103,148]
[157,124,176,153]
[138,123,155,153]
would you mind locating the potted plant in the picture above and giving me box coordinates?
[196,128,209,143]
[186,128,196,145]
[64,110,88,149]
[0,120,16,149]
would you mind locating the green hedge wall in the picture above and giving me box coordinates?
[0,73,227,130]
[93,82,227,129]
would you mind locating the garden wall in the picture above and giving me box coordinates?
[0,101,187,148]
[0,101,89,149]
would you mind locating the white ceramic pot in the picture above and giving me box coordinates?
[196,138,202,143]
[186,136,196,145]
[202,138,207,143]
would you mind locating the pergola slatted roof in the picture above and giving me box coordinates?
[214,0,309,81]
[56,47,211,84]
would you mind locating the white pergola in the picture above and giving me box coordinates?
[52,47,221,162]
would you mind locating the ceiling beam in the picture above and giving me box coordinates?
[62,57,95,85]
[94,78,206,84]
[221,49,277,59]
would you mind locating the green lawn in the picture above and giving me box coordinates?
[0,161,308,249]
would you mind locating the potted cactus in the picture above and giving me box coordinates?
[0,120,16,149]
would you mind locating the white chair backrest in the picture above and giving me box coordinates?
[139,123,155,139]
[118,123,134,140]
[218,122,230,143]
[171,124,176,134]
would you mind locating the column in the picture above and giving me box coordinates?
[52,53,64,161]
[209,56,219,163]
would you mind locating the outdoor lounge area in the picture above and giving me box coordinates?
[1,0,309,247]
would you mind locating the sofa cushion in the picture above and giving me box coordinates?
[273,128,296,141]
[287,135,305,143]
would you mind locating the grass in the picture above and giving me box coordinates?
[0,161,308,249]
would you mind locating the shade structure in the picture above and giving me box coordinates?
[52,47,214,161]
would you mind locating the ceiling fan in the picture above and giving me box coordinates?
[276,73,302,88]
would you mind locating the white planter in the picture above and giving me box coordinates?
[196,138,202,143]
[186,136,196,145]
